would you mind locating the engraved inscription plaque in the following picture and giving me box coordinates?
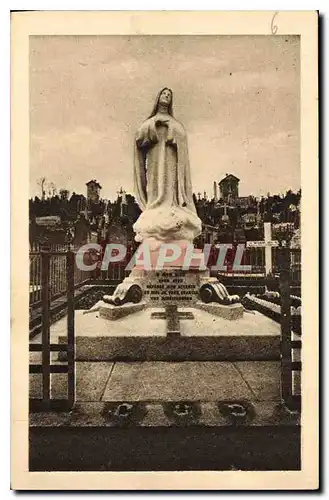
[143,269,199,306]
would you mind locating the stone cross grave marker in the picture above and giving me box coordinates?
[246,222,279,275]
[222,201,230,223]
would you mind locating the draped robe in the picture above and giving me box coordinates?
[133,113,202,243]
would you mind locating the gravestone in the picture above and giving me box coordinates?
[73,214,90,248]
[246,222,278,275]
[106,222,128,246]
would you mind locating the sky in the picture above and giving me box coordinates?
[30,35,300,201]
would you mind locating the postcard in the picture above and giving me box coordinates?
[11,10,318,490]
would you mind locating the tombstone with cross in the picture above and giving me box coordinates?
[246,222,280,275]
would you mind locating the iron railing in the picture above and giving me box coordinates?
[279,247,301,411]
[29,244,92,308]
[29,243,301,412]
[29,249,75,411]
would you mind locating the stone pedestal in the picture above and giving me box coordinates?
[99,302,147,320]
[97,266,242,322]
[94,244,243,327]
[57,309,281,361]
[134,239,206,271]
[133,267,205,307]
[194,301,244,320]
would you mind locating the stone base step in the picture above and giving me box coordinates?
[29,400,300,471]
[58,334,280,361]
[29,418,300,471]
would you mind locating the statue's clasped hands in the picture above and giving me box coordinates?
[153,113,170,125]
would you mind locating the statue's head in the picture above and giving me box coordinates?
[158,88,172,107]
[149,87,174,117]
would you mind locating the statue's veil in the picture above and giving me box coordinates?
[148,88,174,118]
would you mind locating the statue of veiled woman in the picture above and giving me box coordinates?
[133,88,202,244]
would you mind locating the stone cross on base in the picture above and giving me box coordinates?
[246,222,279,275]
[151,305,194,336]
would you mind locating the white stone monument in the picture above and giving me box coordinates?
[88,88,243,326]
[133,87,202,245]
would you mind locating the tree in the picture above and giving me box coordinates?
[48,182,57,197]
[37,176,47,200]
[59,189,70,201]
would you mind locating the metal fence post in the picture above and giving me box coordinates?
[66,249,75,408]
[41,249,50,405]
[279,244,292,408]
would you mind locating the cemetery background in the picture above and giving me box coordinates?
[29,180,301,336]
[28,35,301,472]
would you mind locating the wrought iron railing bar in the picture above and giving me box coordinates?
[30,365,68,374]
[29,343,68,352]
[279,245,292,407]
[67,249,75,409]
[41,251,51,405]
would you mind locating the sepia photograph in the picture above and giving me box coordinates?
[11,11,318,490]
